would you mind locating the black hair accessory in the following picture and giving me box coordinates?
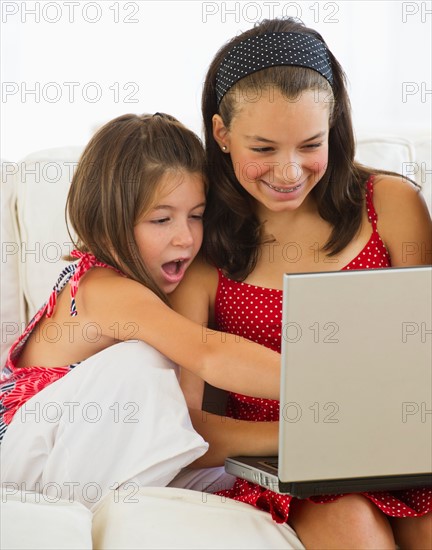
[216,31,333,105]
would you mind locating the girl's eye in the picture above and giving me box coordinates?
[303,143,322,149]
[150,217,170,224]
[251,147,273,153]
[190,206,205,220]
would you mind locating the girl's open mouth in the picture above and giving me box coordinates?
[161,259,189,284]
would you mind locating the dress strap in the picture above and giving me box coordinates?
[46,250,123,318]
[45,263,78,318]
[365,174,378,231]
[4,251,124,372]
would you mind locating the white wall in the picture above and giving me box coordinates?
[1,0,431,161]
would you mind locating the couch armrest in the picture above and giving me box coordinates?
[1,161,26,366]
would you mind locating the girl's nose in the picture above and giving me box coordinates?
[273,156,303,184]
[172,223,194,248]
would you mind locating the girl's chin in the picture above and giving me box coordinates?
[159,279,181,295]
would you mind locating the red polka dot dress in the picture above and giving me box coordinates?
[214,176,432,523]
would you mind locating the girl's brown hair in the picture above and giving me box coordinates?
[201,18,411,280]
[66,113,205,303]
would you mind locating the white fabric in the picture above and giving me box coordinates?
[15,147,82,320]
[355,135,431,212]
[92,486,305,549]
[168,465,236,493]
[0,341,208,509]
[0,488,92,549]
[355,136,415,177]
[0,160,26,367]
[413,134,432,214]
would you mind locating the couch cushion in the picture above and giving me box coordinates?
[355,136,415,179]
[92,486,304,549]
[0,488,92,549]
[413,134,432,214]
[355,135,431,214]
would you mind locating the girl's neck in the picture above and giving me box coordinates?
[257,194,320,240]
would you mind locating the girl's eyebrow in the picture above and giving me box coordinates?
[302,131,326,142]
[245,135,275,144]
[152,202,206,211]
[246,131,326,144]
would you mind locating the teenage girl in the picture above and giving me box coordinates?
[171,19,432,549]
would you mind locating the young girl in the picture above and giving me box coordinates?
[0,112,282,508]
[170,18,432,549]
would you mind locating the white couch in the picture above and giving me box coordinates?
[1,134,431,549]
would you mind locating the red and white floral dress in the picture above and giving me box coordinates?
[0,250,121,444]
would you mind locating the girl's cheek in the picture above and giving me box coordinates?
[233,160,265,184]
[309,151,329,175]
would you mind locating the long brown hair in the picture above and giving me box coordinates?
[201,18,409,280]
[66,113,205,304]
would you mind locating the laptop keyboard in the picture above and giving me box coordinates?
[262,459,279,471]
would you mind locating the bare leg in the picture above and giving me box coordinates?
[289,494,396,549]
[391,513,432,550]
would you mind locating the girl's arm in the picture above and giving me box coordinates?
[169,258,279,466]
[169,257,215,409]
[374,175,432,266]
[79,261,280,401]
[187,409,278,467]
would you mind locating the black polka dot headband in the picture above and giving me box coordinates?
[215,32,334,106]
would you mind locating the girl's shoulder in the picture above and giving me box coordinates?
[175,254,219,290]
[371,173,431,266]
[79,265,145,291]
[76,266,159,316]
[372,173,429,221]
[372,172,422,196]
[169,254,219,313]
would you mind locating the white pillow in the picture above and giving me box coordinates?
[92,486,304,549]
[0,489,92,549]
[1,342,208,509]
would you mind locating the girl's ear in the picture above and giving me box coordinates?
[212,114,230,152]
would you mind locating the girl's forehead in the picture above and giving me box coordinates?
[149,170,205,208]
[235,87,328,112]
[156,169,204,194]
[230,89,330,132]
[137,171,205,222]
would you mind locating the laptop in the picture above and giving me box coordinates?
[225,266,432,498]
